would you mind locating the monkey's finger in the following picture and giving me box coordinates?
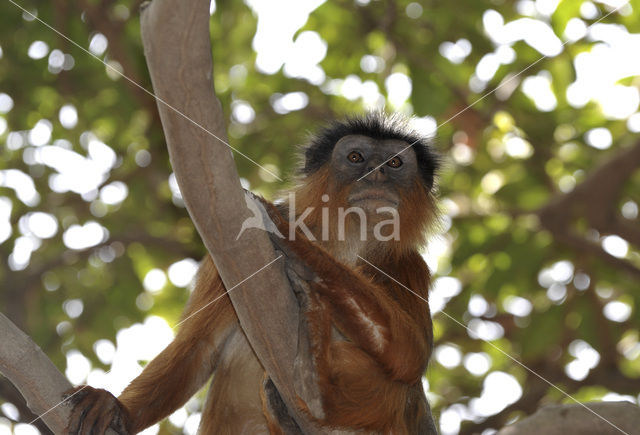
[93,402,120,435]
[110,411,130,435]
[105,397,131,435]
[94,415,111,435]
[76,402,99,435]
[80,399,104,435]
[66,400,89,434]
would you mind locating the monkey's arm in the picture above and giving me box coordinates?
[269,219,430,384]
[67,256,236,434]
[303,245,428,383]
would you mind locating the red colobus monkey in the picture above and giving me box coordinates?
[66,113,440,434]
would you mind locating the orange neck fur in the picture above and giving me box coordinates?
[280,168,437,264]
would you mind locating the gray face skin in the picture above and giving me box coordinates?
[330,134,419,212]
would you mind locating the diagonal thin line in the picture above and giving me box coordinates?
[357,4,625,182]
[29,254,283,425]
[9,0,287,425]
[7,0,283,182]
[356,136,422,182]
[173,254,282,329]
[357,254,630,435]
[13,0,629,430]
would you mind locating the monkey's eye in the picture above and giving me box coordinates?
[387,156,403,168]
[347,151,364,163]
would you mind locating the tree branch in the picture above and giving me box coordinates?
[0,313,120,434]
[78,0,160,120]
[0,379,53,434]
[538,140,640,277]
[0,314,70,433]
[139,0,321,432]
[496,402,640,435]
[460,379,548,435]
[551,232,640,278]
[539,139,640,233]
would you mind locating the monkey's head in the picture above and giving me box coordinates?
[302,113,439,193]
[295,113,440,254]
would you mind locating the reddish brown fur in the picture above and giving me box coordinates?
[66,157,437,434]
[116,255,236,433]
[265,175,436,433]
[287,168,437,259]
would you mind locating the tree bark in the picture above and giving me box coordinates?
[139,0,321,432]
[497,402,640,435]
[0,1,322,432]
[0,314,67,433]
[538,140,640,278]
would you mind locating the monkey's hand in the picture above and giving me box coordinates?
[65,386,131,435]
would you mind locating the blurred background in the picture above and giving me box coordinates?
[0,0,639,434]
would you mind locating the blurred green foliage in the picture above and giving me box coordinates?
[0,0,639,434]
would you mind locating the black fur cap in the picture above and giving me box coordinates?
[300,112,440,189]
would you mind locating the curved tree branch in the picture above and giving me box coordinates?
[496,402,640,435]
[0,313,120,434]
[139,0,321,432]
[0,314,71,433]
[538,140,640,278]
[0,375,54,434]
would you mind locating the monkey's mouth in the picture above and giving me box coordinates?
[348,189,399,208]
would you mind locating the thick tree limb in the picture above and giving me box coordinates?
[497,402,640,435]
[0,314,69,433]
[460,380,548,435]
[139,0,320,432]
[77,0,160,122]
[0,379,53,434]
[0,313,120,433]
[538,140,640,277]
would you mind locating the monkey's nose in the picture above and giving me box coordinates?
[364,165,386,181]
[366,165,385,173]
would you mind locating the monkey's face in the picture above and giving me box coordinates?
[330,135,420,215]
